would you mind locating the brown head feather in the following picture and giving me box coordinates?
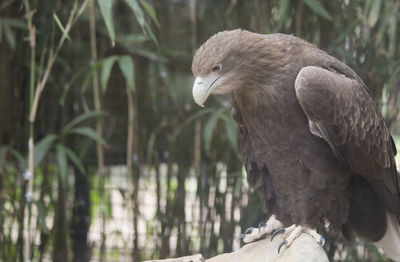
[192,29,246,76]
[192,29,313,94]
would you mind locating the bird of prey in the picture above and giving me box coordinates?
[192,29,400,260]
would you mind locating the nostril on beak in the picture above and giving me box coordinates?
[198,81,203,84]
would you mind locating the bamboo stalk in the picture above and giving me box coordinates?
[88,0,105,175]
[88,1,108,259]
[126,81,135,258]
[295,0,304,37]
[126,81,134,186]
[22,1,88,260]
[132,98,140,261]
[189,0,205,252]
[28,0,84,123]
[22,1,36,260]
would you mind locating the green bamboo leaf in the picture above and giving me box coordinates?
[81,60,104,94]
[279,0,290,23]
[56,144,68,185]
[36,200,50,233]
[101,55,118,92]
[97,0,115,45]
[121,44,165,61]
[117,55,135,91]
[363,0,373,17]
[203,108,225,154]
[63,146,85,174]
[368,0,382,27]
[119,34,150,44]
[303,0,332,21]
[3,24,15,49]
[376,15,389,43]
[69,127,107,145]
[146,131,157,166]
[63,110,108,132]
[34,134,58,166]
[123,0,145,31]
[52,12,71,41]
[388,15,397,56]
[138,0,160,28]
[173,108,214,139]
[59,67,89,106]
[9,148,27,167]
[144,22,158,45]
[2,18,28,29]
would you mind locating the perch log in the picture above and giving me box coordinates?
[143,233,329,262]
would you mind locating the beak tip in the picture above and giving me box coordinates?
[192,76,213,108]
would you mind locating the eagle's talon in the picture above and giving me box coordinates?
[271,228,285,241]
[238,216,283,244]
[237,233,245,242]
[320,236,326,247]
[244,227,255,234]
[258,222,267,232]
[278,239,287,254]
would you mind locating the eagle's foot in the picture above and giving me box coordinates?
[272,225,325,253]
[238,215,283,243]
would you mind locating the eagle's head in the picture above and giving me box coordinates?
[192,30,303,107]
[191,29,254,107]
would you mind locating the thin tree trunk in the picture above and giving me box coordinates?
[175,168,187,256]
[199,162,211,256]
[126,79,139,261]
[53,176,71,262]
[88,1,106,260]
[0,165,3,260]
[160,148,174,258]
[17,180,27,262]
[71,166,90,262]
[88,0,104,174]
[130,87,141,262]
[38,166,51,262]
[132,164,141,261]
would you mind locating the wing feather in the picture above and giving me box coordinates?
[295,66,400,214]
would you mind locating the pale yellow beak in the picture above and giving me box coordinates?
[192,74,220,107]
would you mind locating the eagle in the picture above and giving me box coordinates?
[191,29,400,260]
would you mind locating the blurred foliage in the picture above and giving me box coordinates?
[0,0,399,261]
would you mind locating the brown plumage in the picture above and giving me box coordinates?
[192,29,400,259]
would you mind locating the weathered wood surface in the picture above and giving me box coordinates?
[143,233,329,262]
[143,254,204,262]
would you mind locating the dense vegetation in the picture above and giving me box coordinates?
[0,0,399,261]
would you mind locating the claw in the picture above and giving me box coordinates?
[320,236,326,247]
[258,222,267,232]
[237,233,245,242]
[271,228,285,241]
[278,239,287,254]
[245,227,255,234]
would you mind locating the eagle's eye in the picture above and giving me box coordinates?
[212,65,221,72]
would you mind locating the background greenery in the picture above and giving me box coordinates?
[0,0,399,261]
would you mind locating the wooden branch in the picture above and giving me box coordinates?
[144,254,204,262]
[144,233,329,262]
[208,234,328,262]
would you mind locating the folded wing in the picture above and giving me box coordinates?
[294,66,400,214]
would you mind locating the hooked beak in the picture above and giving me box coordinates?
[192,74,220,107]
